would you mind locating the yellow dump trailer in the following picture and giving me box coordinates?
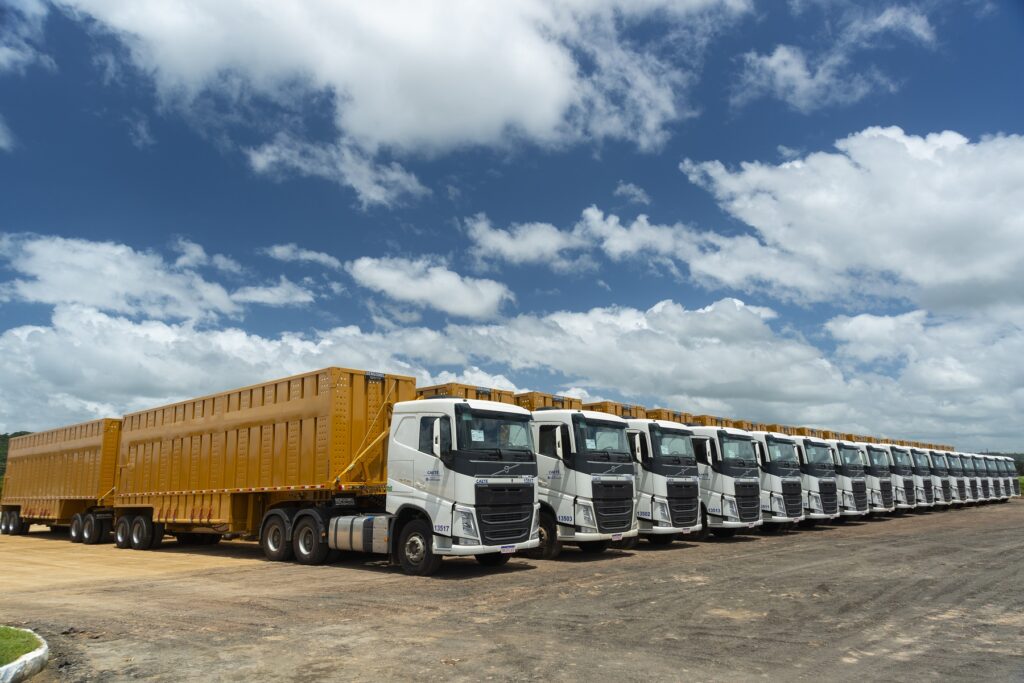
[582,401,645,418]
[416,382,515,404]
[112,367,415,539]
[0,419,121,536]
[514,391,583,411]
[645,408,694,424]
[693,415,727,428]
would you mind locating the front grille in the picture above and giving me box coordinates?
[819,479,838,515]
[923,480,933,504]
[592,481,634,533]
[970,481,978,499]
[851,479,867,511]
[666,480,699,527]
[904,480,916,505]
[782,479,802,517]
[957,480,966,501]
[879,480,893,508]
[1014,480,1021,496]
[475,484,534,545]
[735,494,760,522]
[940,480,951,502]
[994,481,1002,497]
[981,480,990,498]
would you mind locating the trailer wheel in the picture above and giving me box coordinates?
[0,511,9,534]
[115,516,134,549]
[203,534,221,545]
[529,510,562,560]
[396,519,443,576]
[82,513,102,545]
[130,516,154,550]
[293,517,329,565]
[578,541,608,554]
[69,513,84,543]
[11,512,28,535]
[260,516,293,562]
[149,523,165,549]
[475,553,511,567]
[646,534,676,546]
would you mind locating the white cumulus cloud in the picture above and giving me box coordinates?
[263,242,342,270]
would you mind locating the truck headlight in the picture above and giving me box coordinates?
[575,502,598,532]
[771,495,786,515]
[530,506,540,538]
[653,500,671,524]
[872,491,881,505]
[809,492,821,511]
[454,507,479,542]
[723,497,739,520]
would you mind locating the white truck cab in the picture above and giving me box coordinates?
[960,453,983,503]
[689,426,763,537]
[828,438,870,518]
[530,409,638,558]
[794,435,840,523]
[923,450,953,508]
[877,444,916,512]
[908,448,936,509]
[1000,456,1020,498]
[624,419,703,544]
[749,431,804,527]
[982,455,1007,500]
[861,441,897,513]
[969,454,993,502]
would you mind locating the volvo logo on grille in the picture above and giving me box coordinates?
[490,463,522,476]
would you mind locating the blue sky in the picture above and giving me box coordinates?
[1,0,1022,449]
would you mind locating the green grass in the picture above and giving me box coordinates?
[0,626,40,666]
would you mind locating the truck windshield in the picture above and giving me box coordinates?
[946,455,963,475]
[804,443,834,465]
[912,451,931,474]
[867,447,890,473]
[649,427,695,462]
[891,449,913,473]
[454,407,534,453]
[962,457,976,475]
[767,439,799,464]
[577,420,630,455]
[986,459,998,475]
[721,436,756,462]
[929,453,948,475]
[839,446,865,470]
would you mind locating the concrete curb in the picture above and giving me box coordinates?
[0,629,48,683]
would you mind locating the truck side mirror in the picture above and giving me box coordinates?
[629,432,643,463]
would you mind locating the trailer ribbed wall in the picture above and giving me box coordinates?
[1,419,121,522]
[514,392,583,411]
[416,383,515,404]
[114,367,415,532]
[583,401,646,419]
[646,409,694,424]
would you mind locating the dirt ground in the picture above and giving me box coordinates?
[2,501,1022,682]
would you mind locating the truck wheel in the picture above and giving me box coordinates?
[711,528,736,539]
[82,513,102,545]
[293,517,330,565]
[201,534,221,545]
[647,534,676,546]
[476,553,511,567]
[260,516,293,562]
[149,523,165,549]
[694,506,710,541]
[11,512,27,535]
[396,519,443,576]
[115,516,134,549]
[578,541,608,554]
[0,510,9,534]
[176,532,196,545]
[130,516,154,550]
[69,513,84,543]
[533,511,562,560]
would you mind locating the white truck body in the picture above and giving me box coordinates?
[982,455,1007,500]
[956,452,981,503]
[969,454,993,502]
[828,439,871,518]
[689,426,763,535]
[750,431,804,525]
[624,419,703,540]
[530,409,638,556]
[876,444,916,511]
[923,450,953,507]
[364,399,541,563]
[794,437,840,521]
[908,448,936,509]
[940,451,969,505]
[1001,456,1020,497]
[861,442,897,513]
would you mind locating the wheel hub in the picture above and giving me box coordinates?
[404,534,427,564]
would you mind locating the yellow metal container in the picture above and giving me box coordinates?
[115,367,415,531]
[1,418,122,523]
[764,424,796,435]
[693,415,727,428]
[645,408,694,424]
[514,391,583,411]
[582,401,645,419]
[795,427,825,439]
[725,419,755,431]
[416,382,514,404]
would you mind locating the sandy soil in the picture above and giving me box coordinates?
[2,501,1022,681]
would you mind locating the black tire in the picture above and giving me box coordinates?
[69,513,84,543]
[694,505,710,541]
[646,533,676,546]
[613,535,639,550]
[293,517,329,565]
[578,541,608,554]
[0,510,9,535]
[175,532,197,545]
[130,515,154,550]
[711,528,737,539]
[476,553,511,567]
[396,518,443,576]
[531,511,562,560]
[149,523,165,549]
[10,512,27,535]
[201,534,221,545]
[81,513,102,545]
[260,516,293,562]
[115,516,134,549]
